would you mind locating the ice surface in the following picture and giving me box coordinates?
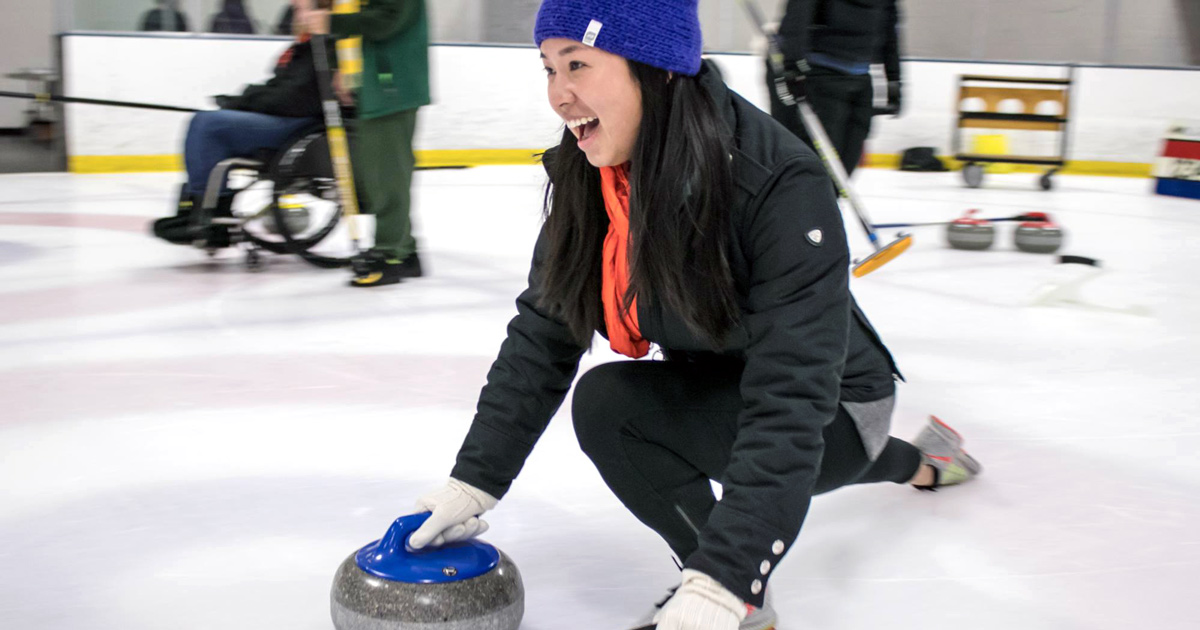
[1,167,1197,630]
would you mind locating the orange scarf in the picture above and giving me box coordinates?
[599,164,649,359]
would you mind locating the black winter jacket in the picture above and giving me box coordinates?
[139,8,190,32]
[210,13,257,35]
[449,61,899,608]
[779,0,903,82]
[222,40,326,119]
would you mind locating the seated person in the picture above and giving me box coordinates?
[209,0,257,35]
[153,0,334,245]
[140,0,191,32]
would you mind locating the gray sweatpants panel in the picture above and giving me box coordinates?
[840,396,896,461]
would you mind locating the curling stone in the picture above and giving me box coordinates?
[946,216,996,250]
[1014,217,1065,254]
[331,513,524,630]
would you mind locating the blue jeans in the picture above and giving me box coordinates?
[184,110,319,196]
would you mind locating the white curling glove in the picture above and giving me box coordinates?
[408,478,499,550]
[654,569,747,630]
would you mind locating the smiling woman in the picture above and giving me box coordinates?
[540,40,643,168]
[538,42,739,350]
[397,2,982,630]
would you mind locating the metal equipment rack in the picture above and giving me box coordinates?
[953,71,1075,191]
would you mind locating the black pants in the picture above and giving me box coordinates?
[572,360,921,562]
[768,65,875,177]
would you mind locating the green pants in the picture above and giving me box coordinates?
[354,108,419,259]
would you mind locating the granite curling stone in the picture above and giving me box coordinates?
[1014,218,1065,254]
[331,513,524,630]
[946,217,996,250]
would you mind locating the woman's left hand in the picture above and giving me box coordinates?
[654,569,746,630]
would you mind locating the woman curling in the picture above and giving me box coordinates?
[404,2,981,629]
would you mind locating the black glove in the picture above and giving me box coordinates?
[886,80,902,117]
[213,94,237,110]
[780,57,811,102]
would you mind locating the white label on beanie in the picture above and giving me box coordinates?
[583,20,603,47]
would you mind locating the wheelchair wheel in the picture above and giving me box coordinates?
[241,130,358,268]
[962,162,985,189]
[239,185,343,261]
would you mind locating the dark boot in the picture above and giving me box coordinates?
[349,250,423,287]
[151,184,197,245]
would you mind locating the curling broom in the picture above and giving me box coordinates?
[309,31,363,255]
[737,0,912,278]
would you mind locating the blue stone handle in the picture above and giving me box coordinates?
[375,512,433,559]
[355,511,499,583]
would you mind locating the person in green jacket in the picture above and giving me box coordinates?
[303,0,431,287]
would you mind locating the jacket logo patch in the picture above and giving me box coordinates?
[806,229,824,246]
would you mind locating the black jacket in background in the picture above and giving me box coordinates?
[274,6,297,35]
[222,40,328,119]
[210,13,257,34]
[778,0,903,82]
[139,8,191,32]
[448,61,899,608]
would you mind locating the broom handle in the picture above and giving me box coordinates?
[872,214,1043,229]
[736,0,883,250]
[309,33,363,249]
[0,89,202,114]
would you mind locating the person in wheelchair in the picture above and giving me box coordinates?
[152,0,336,246]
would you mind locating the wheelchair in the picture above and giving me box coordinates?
[180,122,359,270]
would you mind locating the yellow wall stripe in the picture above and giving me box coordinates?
[70,154,184,174]
[416,149,544,167]
[68,150,1149,177]
[863,153,1153,178]
[68,150,545,174]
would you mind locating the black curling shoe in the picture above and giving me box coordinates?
[152,214,194,244]
[151,185,197,245]
[349,250,423,287]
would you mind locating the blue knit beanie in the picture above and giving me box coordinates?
[534,0,703,76]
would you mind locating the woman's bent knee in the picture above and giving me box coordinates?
[571,362,643,453]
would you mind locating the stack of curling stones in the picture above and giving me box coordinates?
[946,210,1065,253]
[331,512,524,630]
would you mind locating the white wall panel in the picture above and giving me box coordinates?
[63,34,293,156]
[62,34,1200,166]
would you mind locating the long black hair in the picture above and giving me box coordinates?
[539,60,740,348]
